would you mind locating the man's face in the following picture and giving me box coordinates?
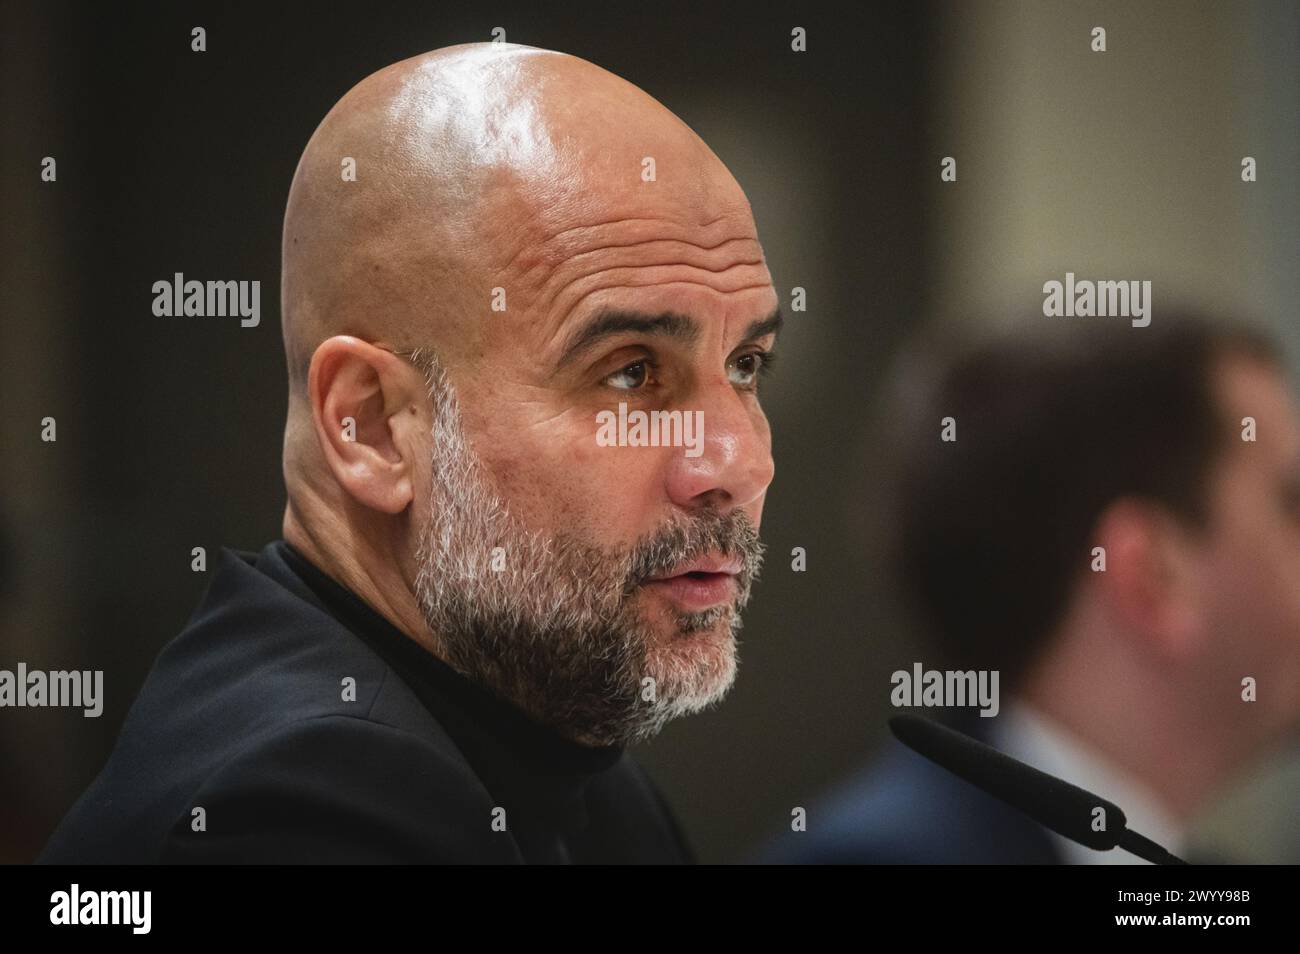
[411,177,779,745]
[1196,355,1300,743]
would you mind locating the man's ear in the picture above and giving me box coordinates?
[307,335,424,514]
[1091,497,1206,658]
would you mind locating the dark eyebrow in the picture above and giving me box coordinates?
[556,306,783,369]
[557,311,700,368]
[740,307,783,345]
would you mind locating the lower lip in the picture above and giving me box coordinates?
[644,573,737,611]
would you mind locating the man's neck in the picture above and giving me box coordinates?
[1018,662,1230,825]
[281,504,438,658]
[992,699,1186,863]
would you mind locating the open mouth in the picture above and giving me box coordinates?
[644,561,740,611]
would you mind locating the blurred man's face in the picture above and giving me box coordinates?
[1196,354,1300,740]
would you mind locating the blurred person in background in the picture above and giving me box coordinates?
[762,313,1300,864]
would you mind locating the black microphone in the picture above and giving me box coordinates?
[889,713,1188,865]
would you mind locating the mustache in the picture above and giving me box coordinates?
[622,510,766,593]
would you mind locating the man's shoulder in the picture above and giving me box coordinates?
[157,712,515,863]
[118,543,458,764]
[40,543,498,863]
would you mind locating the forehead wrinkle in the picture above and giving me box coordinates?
[544,212,750,246]
[556,232,761,259]
[525,227,768,313]
[536,276,776,359]
[548,254,769,310]
[541,237,766,287]
[495,209,760,282]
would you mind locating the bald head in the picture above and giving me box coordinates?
[281,42,751,397]
[279,44,778,744]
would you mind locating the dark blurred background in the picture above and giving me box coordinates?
[3,0,1297,863]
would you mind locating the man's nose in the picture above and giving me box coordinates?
[662,383,774,513]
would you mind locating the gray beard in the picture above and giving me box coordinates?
[411,358,764,747]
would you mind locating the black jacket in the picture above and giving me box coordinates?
[39,541,694,864]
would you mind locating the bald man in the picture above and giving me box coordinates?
[39,44,781,864]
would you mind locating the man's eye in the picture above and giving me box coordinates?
[605,360,651,390]
[728,350,776,388]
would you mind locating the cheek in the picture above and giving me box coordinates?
[1196,479,1300,720]
[477,410,664,539]
[1243,501,1300,626]
[1205,500,1300,661]
[1266,524,1300,638]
